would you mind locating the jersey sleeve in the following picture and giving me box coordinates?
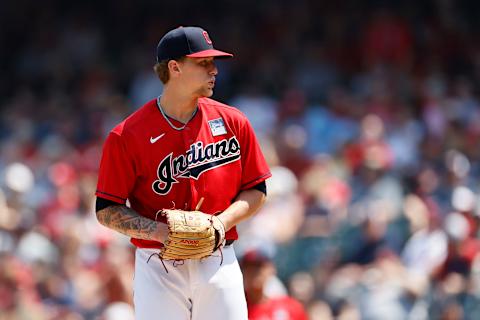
[289,298,309,320]
[238,118,271,190]
[95,131,136,204]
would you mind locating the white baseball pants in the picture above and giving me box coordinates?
[133,245,248,320]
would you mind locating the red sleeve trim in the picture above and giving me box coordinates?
[95,190,127,203]
[241,172,272,190]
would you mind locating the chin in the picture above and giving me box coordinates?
[200,89,214,98]
[195,86,214,98]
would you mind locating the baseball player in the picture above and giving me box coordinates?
[95,26,271,320]
[241,249,308,320]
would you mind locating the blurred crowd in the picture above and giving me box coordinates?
[2,0,480,319]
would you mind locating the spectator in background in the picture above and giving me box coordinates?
[241,248,308,320]
[361,7,413,68]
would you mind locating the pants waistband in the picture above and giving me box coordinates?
[225,239,235,246]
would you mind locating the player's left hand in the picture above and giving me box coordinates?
[159,209,226,260]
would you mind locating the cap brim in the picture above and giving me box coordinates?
[186,49,233,58]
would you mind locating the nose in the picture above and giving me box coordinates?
[209,62,218,75]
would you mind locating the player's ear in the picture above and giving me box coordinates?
[168,60,182,77]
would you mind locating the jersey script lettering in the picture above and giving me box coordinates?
[152,136,241,195]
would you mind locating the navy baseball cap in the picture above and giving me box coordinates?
[156,26,233,62]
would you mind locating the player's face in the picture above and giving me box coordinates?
[241,261,273,293]
[178,57,218,98]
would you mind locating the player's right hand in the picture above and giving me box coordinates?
[150,222,169,243]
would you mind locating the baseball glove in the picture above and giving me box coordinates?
[159,209,226,260]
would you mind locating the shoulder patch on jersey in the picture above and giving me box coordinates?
[208,118,227,136]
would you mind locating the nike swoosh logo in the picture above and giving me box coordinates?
[150,133,165,144]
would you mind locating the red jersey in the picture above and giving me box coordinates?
[248,296,308,320]
[96,97,271,248]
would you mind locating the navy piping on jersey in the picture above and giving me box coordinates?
[156,96,198,131]
[96,190,126,202]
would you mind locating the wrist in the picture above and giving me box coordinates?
[155,222,169,243]
[216,214,231,232]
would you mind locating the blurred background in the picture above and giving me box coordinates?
[1,0,480,319]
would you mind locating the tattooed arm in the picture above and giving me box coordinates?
[96,205,168,242]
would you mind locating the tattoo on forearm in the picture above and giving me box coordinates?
[96,205,157,240]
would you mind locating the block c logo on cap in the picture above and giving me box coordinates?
[202,31,212,45]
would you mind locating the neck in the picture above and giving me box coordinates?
[160,87,199,123]
[246,290,267,305]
